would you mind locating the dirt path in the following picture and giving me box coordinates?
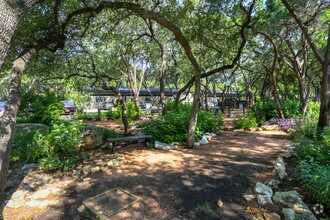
[3,129,291,220]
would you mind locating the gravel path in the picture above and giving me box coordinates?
[3,130,290,220]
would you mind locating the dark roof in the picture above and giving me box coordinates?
[84,87,178,97]
[83,87,244,97]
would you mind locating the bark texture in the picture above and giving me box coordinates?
[0,0,39,70]
[318,28,330,128]
[259,32,284,119]
[0,47,38,198]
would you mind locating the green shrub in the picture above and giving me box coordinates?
[42,102,64,124]
[234,114,258,129]
[250,100,301,124]
[12,131,40,163]
[293,118,320,141]
[295,158,330,206]
[107,102,142,122]
[96,127,121,141]
[144,104,223,144]
[166,100,175,112]
[74,112,107,121]
[307,101,320,119]
[18,89,64,124]
[293,126,330,206]
[12,121,85,172]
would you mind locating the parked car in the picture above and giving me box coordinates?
[102,101,113,110]
[61,101,77,114]
[0,102,6,117]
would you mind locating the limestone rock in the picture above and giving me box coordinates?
[154,141,174,150]
[11,190,24,200]
[6,198,26,208]
[203,134,213,141]
[27,200,57,208]
[255,182,273,197]
[282,208,295,220]
[28,188,52,199]
[36,175,52,186]
[21,163,38,170]
[273,157,287,179]
[194,142,200,147]
[78,205,87,213]
[257,194,273,205]
[48,187,66,195]
[200,137,209,144]
[247,128,257,131]
[264,213,280,220]
[243,194,255,202]
[261,125,279,131]
[273,191,317,220]
[216,198,223,207]
[281,146,296,158]
[205,132,216,137]
[79,125,103,151]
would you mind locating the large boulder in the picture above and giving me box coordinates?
[272,191,317,220]
[16,123,49,134]
[79,125,103,151]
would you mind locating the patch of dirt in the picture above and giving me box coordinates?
[2,126,292,219]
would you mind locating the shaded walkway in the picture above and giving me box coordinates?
[32,130,291,220]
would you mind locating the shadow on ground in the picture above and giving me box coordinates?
[5,131,291,220]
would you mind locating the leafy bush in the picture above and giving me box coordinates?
[107,102,142,122]
[293,118,319,140]
[96,127,121,141]
[250,100,301,124]
[36,122,84,171]
[234,114,258,129]
[12,131,40,163]
[18,89,64,124]
[293,126,330,206]
[12,121,85,172]
[144,104,223,144]
[295,159,330,206]
[308,101,320,119]
[166,100,175,112]
[74,112,107,121]
[42,102,64,124]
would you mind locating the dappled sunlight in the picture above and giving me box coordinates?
[4,130,291,219]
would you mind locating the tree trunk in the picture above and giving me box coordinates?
[0,0,39,70]
[258,32,284,119]
[0,46,38,198]
[186,71,201,148]
[108,87,130,135]
[318,28,330,128]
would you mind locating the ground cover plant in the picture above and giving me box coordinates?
[144,104,223,144]
[292,125,330,206]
